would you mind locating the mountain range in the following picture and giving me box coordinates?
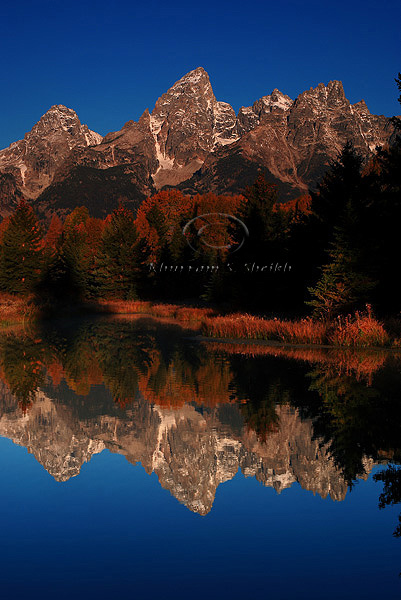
[0,67,396,218]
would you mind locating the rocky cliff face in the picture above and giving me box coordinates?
[149,67,239,188]
[182,80,395,198]
[0,105,102,214]
[30,68,241,217]
[0,381,373,515]
[0,69,395,217]
[32,109,157,218]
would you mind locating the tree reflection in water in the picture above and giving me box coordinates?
[0,317,400,533]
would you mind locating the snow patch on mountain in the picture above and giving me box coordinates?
[19,164,27,185]
[149,114,175,173]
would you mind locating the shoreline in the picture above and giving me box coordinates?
[187,334,401,352]
[1,295,400,350]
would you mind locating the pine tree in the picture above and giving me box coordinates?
[230,174,290,310]
[306,142,376,317]
[307,226,376,319]
[307,200,377,319]
[97,207,140,299]
[45,214,63,252]
[309,141,366,261]
[63,206,90,234]
[240,174,287,257]
[0,200,43,294]
[46,207,102,301]
[356,73,401,313]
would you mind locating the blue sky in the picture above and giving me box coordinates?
[0,0,400,149]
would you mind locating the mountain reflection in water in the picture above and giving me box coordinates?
[0,317,400,522]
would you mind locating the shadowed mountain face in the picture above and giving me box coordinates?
[1,318,400,515]
[0,68,395,217]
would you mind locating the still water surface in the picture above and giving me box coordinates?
[0,317,400,599]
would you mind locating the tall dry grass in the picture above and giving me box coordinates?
[201,306,394,348]
[327,306,390,348]
[201,314,328,344]
[95,299,216,322]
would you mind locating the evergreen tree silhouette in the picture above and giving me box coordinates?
[0,200,43,294]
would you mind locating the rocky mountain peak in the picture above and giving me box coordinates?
[326,80,347,104]
[254,89,293,120]
[352,99,371,116]
[0,104,102,202]
[152,67,214,118]
[174,66,210,86]
[42,103,77,116]
[262,89,293,110]
[27,104,102,145]
[149,67,238,188]
[294,80,347,111]
[237,88,293,135]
